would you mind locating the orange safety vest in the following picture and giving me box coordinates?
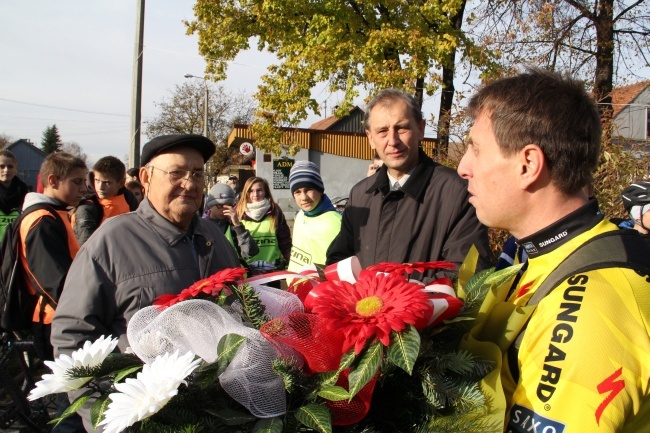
[98,194,131,223]
[19,208,79,324]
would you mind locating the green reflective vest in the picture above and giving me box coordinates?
[0,209,20,241]
[224,225,235,248]
[242,216,282,264]
[288,210,342,272]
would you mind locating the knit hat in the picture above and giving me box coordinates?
[205,183,236,209]
[289,161,325,194]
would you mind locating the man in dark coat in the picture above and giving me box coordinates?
[326,89,492,281]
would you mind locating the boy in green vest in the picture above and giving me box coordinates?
[288,161,342,272]
[0,149,28,240]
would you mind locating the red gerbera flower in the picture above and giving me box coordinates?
[365,261,456,276]
[153,267,247,309]
[309,273,433,354]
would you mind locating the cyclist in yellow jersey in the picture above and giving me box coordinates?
[457,68,650,432]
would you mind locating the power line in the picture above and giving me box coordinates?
[0,114,129,124]
[0,97,130,117]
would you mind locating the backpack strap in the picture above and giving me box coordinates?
[17,203,66,310]
[508,229,650,380]
[529,229,649,307]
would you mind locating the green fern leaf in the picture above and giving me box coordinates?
[253,417,283,433]
[294,403,332,433]
[387,324,420,375]
[348,341,382,398]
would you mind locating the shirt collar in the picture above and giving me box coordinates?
[387,172,413,191]
[366,149,437,200]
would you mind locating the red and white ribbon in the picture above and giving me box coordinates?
[421,277,462,326]
[324,256,361,283]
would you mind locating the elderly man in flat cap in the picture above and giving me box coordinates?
[53,134,239,352]
[51,135,240,431]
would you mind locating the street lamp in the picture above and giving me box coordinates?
[184,74,209,139]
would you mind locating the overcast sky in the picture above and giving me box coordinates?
[0,1,287,165]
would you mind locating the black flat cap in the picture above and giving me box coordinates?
[141,134,215,166]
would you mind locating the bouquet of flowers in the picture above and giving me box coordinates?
[30,249,521,433]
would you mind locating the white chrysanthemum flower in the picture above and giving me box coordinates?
[28,335,119,401]
[99,351,200,433]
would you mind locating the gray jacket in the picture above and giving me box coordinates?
[51,197,241,356]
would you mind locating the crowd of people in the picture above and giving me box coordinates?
[0,67,649,432]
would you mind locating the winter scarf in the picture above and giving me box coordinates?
[246,199,272,221]
[304,194,337,217]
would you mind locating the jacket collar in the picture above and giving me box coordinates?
[517,198,604,258]
[138,197,209,246]
[22,192,69,211]
[365,149,437,201]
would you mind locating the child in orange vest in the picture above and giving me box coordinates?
[72,156,139,245]
[19,152,87,360]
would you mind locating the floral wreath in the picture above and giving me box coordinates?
[30,249,521,433]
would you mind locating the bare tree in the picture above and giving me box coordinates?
[0,133,14,149]
[467,0,650,125]
[60,142,90,165]
[145,81,256,176]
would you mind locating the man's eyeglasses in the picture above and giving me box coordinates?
[148,166,205,186]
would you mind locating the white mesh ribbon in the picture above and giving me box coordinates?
[236,283,305,318]
[127,285,304,418]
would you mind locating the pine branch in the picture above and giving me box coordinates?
[66,353,142,380]
[418,410,501,433]
[272,357,309,396]
[228,283,270,329]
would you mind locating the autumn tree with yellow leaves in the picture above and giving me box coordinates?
[186,0,500,154]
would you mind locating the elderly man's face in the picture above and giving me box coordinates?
[141,147,204,230]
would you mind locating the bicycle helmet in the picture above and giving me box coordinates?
[621,181,650,212]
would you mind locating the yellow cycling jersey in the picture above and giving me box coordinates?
[464,200,650,433]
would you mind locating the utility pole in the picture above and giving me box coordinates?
[129,0,145,168]
[203,85,209,138]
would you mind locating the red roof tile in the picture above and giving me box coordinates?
[309,115,340,130]
[611,80,650,117]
